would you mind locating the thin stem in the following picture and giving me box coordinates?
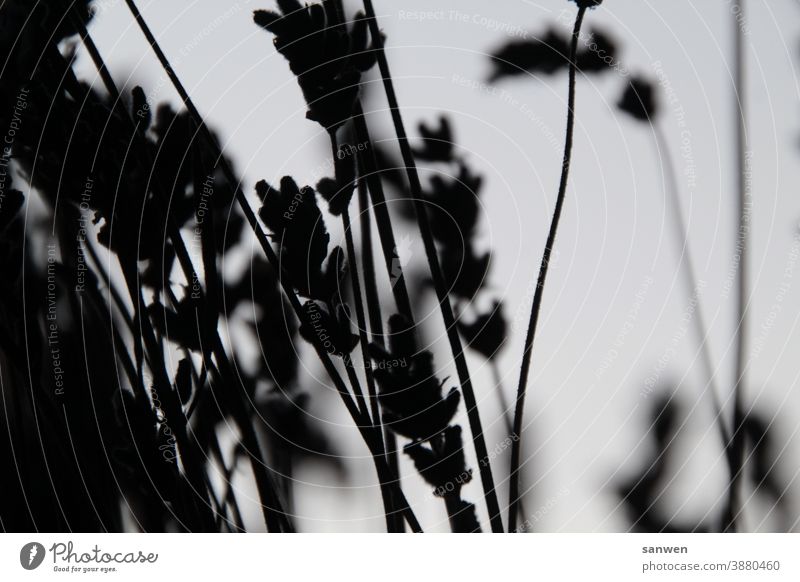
[653,126,731,450]
[81,240,144,394]
[357,175,385,348]
[82,240,134,335]
[185,357,245,532]
[490,360,514,437]
[352,105,414,322]
[489,360,527,527]
[357,172,404,532]
[342,207,381,425]
[330,133,382,428]
[191,132,221,378]
[79,252,139,393]
[508,6,587,533]
[342,359,402,531]
[361,0,503,532]
[341,359,420,532]
[208,433,246,532]
[726,0,750,533]
[342,205,400,532]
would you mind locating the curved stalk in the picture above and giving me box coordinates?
[652,125,731,450]
[488,360,528,527]
[361,0,503,532]
[508,6,587,532]
[726,0,750,533]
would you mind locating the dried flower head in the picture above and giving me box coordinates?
[254,1,377,131]
[405,426,472,494]
[618,76,658,122]
[257,176,331,299]
[412,116,454,162]
[458,301,507,359]
[316,136,358,215]
[426,163,483,245]
[370,314,460,441]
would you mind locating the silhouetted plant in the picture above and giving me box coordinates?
[0,0,793,537]
[507,0,601,533]
[617,395,712,533]
[616,74,734,532]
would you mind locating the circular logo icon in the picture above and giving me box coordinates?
[20,542,45,570]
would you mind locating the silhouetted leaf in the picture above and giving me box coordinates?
[458,301,507,359]
[413,116,454,162]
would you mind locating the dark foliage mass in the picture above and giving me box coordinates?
[0,0,337,532]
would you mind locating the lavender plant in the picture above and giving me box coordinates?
[0,0,793,535]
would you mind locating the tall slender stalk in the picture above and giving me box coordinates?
[352,105,415,322]
[356,173,385,352]
[332,139,382,428]
[726,0,750,533]
[652,126,731,451]
[508,6,587,532]
[82,240,135,353]
[488,360,527,525]
[490,361,514,437]
[361,0,503,532]
[333,130,399,529]
[342,208,398,533]
[121,0,423,532]
[356,173,404,532]
[207,433,246,532]
[81,243,140,393]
